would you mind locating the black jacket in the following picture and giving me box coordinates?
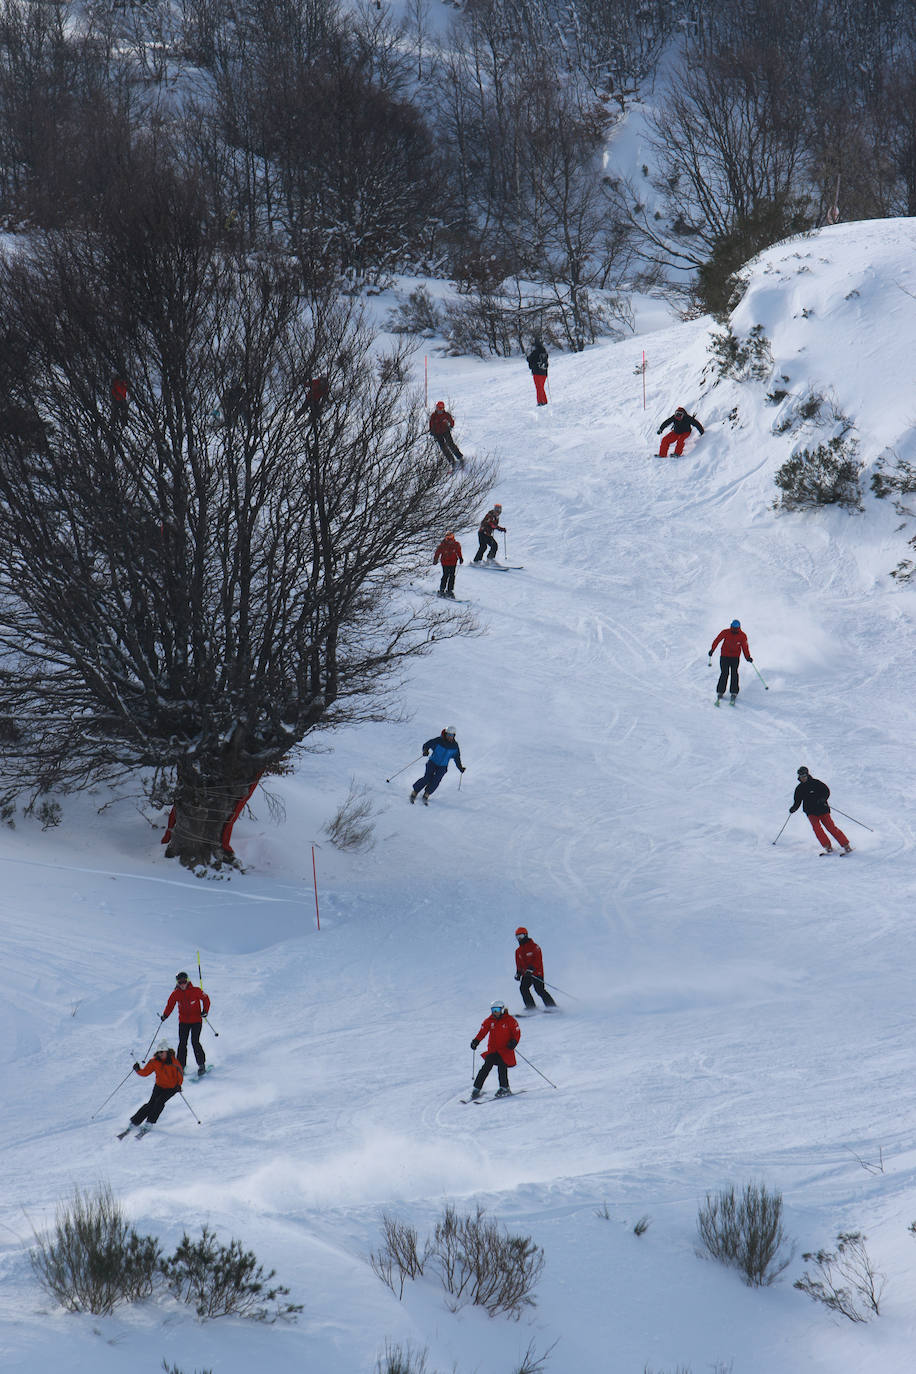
[527,343,549,374]
[790,776,831,816]
[658,411,703,436]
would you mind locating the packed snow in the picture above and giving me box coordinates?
[3,218,916,1373]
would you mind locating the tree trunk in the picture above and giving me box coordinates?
[164,763,260,869]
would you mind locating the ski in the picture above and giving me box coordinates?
[116,1127,133,1140]
[468,561,509,572]
[135,1126,152,1138]
[186,1065,212,1080]
[459,1089,527,1104]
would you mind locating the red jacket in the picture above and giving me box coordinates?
[163,983,210,1024]
[429,408,455,436]
[136,1053,184,1089]
[479,509,506,535]
[709,627,751,660]
[515,938,544,979]
[474,1011,521,1066]
[434,536,463,567]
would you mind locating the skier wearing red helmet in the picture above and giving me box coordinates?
[657,406,704,457]
[514,928,556,1010]
[428,401,464,465]
[473,504,505,562]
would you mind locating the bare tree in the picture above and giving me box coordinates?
[0,164,493,866]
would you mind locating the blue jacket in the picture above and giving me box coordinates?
[423,735,463,770]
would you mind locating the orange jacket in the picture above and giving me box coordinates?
[473,1012,521,1066]
[434,536,463,567]
[515,937,544,979]
[136,1054,184,1089]
[709,627,751,660]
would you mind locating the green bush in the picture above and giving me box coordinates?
[708,324,773,381]
[161,1225,302,1322]
[30,1184,161,1315]
[773,437,862,510]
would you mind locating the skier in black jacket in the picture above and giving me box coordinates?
[789,766,852,855]
[657,406,704,456]
[526,339,549,405]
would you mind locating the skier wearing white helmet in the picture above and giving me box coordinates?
[410,726,466,805]
[119,1042,184,1137]
[469,1001,521,1098]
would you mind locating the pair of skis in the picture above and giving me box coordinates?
[459,1088,527,1105]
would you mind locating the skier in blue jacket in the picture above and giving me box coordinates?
[410,727,466,804]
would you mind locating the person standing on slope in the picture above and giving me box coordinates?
[429,401,464,465]
[469,1001,521,1098]
[709,619,753,704]
[410,726,466,804]
[789,766,852,855]
[433,532,463,598]
[657,406,703,456]
[161,971,211,1077]
[119,1042,183,1136]
[526,338,549,406]
[514,927,557,1010]
[473,503,506,562]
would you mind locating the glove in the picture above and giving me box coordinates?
[507,1039,518,1050]
[470,1039,479,1050]
[459,765,466,773]
[423,750,429,757]
[657,426,664,435]
[514,971,521,980]
[748,657,753,662]
[160,1014,166,1021]
[132,1061,140,1071]
[789,806,797,814]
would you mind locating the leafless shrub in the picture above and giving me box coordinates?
[794,1231,884,1321]
[369,1213,430,1300]
[697,1182,793,1287]
[324,779,377,852]
[162,1362,213,1374]
[633,1215,651,1236]
[432,1203,544,1319]
[512,1338,558,1373]
[30,1184,160,1314]
[375,1342,438,1374]
[387,286,444,338]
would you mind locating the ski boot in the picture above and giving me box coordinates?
[818,847,834,856]
[469,1087,482,1100]
[198,1065,207,1078]
[715,694,724,707]
[729,693,737,706]
[494,1086,512,1098]
[409,789,419,804]
[422,792,430,805]
[842,844,853,854]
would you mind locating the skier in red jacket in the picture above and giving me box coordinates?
[433,532,463,598]
[473,504,505,562]
[469,1001,521,1098]
[514,927,556,1010]
[161,971,211,1077]
[709,619,753,704]
[657,406,703,456]
[429,401,464,465]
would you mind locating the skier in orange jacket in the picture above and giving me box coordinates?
[121,1043,184,1135]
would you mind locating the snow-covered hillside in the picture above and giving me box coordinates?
[3,219,916,1374]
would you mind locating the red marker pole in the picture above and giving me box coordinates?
[311,844,321,930]
[642,350,646,410]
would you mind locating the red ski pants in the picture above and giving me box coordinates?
[532,373,548,405]
[659,431,686,456]
[807,812,849,850]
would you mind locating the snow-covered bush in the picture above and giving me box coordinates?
[696,1182,793,1287]
[773,436,862,511]
[794,1231,884,1321]
[708,323,773,381]
[387,287,444,338]
[30,1184,160,1315]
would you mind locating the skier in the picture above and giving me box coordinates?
[514,927,556,1010]
[433,532,463,598]
[121,1042,184,1135]
[789,766,852,855]
[110,376,129,427]
[469,1001,521,1098]
[657,406,704,456]
[473,503,505,562]
[709,619,753,704]
[305,375,329,417]
[410,726,466,804]
[429,401,464,465]
[526,338,549,406]
[161,971,211,1076]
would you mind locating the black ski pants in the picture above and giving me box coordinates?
[432,432,463,465]
[131,1084,180,1125]
[519,973,556,1009]
[474,531,498,561]
[474,1053,509,1091]
[716,656,741,695]
[177,1021,206,1069]
[439,564,457,594]
[413,761,447,797]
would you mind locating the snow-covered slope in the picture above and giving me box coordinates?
[3,219,916,1374]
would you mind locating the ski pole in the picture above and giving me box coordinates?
[514,1049,559,1089]
[830,807,874,833]
[538,978,577,1000]
[772,813,793,845]
[178,1089,202,1125]
[386,755,423,784]
[142,1020,163,1060]
[203,1016,219,1038]
[90,1067,137,1119]
[198,951,218,1035]
[752,662,769,690]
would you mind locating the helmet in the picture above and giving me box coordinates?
[435,400,445,410]
[494,503,502,511]
[156,1040,172,1054]
[675,406,686,414]
[490,1002,506,1017]
[175,971,189,982]
[444,532,455,540]
[444,725,456,737]
[730,620,740,629]
[797,766,809,778]
[515,926,528,937]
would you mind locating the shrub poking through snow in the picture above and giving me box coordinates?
[708,323,773,381]
[160,1226,301,1321]
[773,436,862,511]
[794,1231,884,1321]
[432,1203,545,1318]
[324,779,377,852]
[369,1214,430,1300]
[30,1184,161,1315]
[375,1342,438,1374]
[696,1182,793,1287]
